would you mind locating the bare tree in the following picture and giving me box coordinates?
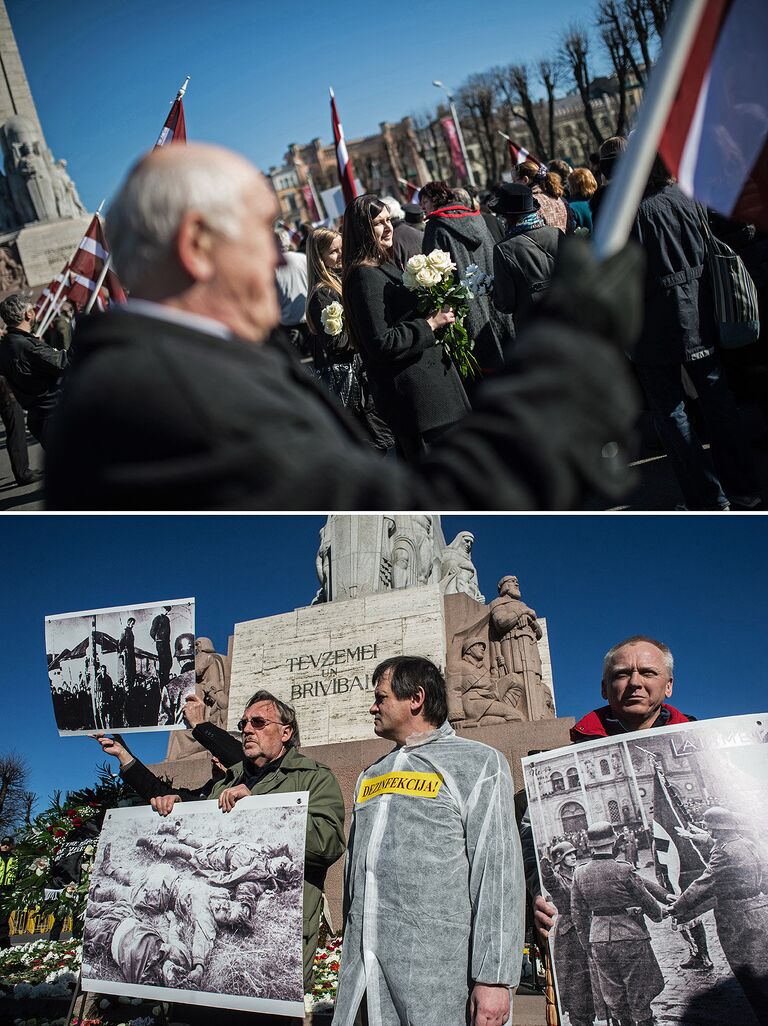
[623,0,652,81]
[493,64,547,161]
[560,26,605,148]
[538,60,560,162]
[599,0,646,90]
[22,791,36,826]
[457,72,502,185]
[0,752,30,832]
[643,0,672,40]
[412,110,448,182]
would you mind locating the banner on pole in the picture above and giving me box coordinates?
[440,116,467,181]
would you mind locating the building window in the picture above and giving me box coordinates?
[560,801,588,834]
[608,800,621,823]
[566,767,579,789]
[551,771,565,793]
[600,759,610,776]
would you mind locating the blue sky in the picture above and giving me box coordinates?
[0,514,765,820]
[6,0,613,211]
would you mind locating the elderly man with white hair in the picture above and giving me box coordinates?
[46,141,643,510]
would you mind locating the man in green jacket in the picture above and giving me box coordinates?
[99,689,345,990]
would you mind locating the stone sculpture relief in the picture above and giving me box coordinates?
[446,637,523,726]
[438,531,484,603]
[165,636,231,761]
[0,116,85,229]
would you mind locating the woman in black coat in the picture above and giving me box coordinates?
[342,194,470,461]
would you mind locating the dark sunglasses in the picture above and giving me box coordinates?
[237,715,282,732]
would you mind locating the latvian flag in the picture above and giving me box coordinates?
[651,760,706,894]
[155,83,188,149]
[35,269,69,316]
[330,87,358,208]
[507,138,542,168]
[400,179,420,204]
[659,0,768,230]
[67,215,126,312]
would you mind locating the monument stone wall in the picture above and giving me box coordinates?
[229,583,446,746]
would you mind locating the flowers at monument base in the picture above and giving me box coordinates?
[307,934,343,1008]
[320,300,344,337]
[402,249,481,380]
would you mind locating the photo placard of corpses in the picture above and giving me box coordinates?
[81,793,308,1017]
[45,597,195,735]
[522,713,768,1026]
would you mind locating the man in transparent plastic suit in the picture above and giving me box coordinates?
[333,656,524,1026]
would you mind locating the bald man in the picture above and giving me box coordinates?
[46,142,643,510]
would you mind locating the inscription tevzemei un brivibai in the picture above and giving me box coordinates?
[288,644,379,700]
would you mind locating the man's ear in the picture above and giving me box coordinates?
[665,675,673,699]
[176,212,216,282]
[410,686,426,716]
[600,678,608,701]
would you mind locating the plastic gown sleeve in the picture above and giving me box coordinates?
[465,749,525,986]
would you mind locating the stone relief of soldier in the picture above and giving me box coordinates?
[166,636,231,761]
[438,531,484,603]
[446,637,524,727]
[0,245,24,291]
[1,115,84,227]
[312,518,333,604]
[488,576,543,713]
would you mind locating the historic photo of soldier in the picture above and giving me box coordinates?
[81,793,307,1016]
[45,598,195,735]
[523,713,768,1026]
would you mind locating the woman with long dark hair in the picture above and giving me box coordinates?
[342,194,470,460]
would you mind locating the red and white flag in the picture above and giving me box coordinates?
[659,0,768,229]
[330,87,358,208]
[155,78,189,148]
[440,116,468,182]
[399,179,420,204]
[506,138,542,168]
[67,215,126,312]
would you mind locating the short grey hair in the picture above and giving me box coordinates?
[381,195,404,221]
[602,635,674,680]
[106,154,252,291]
[0,293,32,327]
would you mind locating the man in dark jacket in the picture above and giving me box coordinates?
[0,374,39,486]
[45,142,643,511]
[0,294,68,448]
[491,183,563,328]
[382,195,424,271]
[421,181,515,374]
[631,172,760,510]
[150,606,172,688]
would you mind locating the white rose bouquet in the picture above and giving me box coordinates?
[402,249,481,379]
[320,300,344,338]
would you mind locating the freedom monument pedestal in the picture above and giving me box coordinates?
[156,517,573,931]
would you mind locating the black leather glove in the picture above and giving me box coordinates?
[542,237,646,354]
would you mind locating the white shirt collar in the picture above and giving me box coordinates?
[125,298,234,340]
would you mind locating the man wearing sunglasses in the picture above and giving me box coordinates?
[97,689,345,992]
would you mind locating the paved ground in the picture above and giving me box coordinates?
[1,406,766,512]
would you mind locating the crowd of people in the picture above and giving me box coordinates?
[0,134,762,509]
[77,635,767,1026]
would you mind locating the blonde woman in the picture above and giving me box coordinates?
[305,227,393,452]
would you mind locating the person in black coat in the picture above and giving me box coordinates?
[630,159,759,510]
[490,184,563,328]
[45,142,644,511]
[342,194,470,461]
[0,294,68,448]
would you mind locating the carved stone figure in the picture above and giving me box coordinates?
[1,116,57,223]
[412,515,436,585]
[447,637,523,726]
[51,159,86,217]
[439,531,484,603]
[489,576,543,717]
[312,518,333,604]
[165,636,230,761]
[0,245,24,291]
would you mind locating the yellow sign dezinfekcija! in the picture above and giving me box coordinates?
[357,770,444,802]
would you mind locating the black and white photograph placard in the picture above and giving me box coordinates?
[81,792,308,1017]
[523,714,768,1026]
[45,598,195,735]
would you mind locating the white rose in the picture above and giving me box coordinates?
[402,270,419,290]
[426,249,455,275]
[324,318,343,337]
[405,253,428,273]
[415,266,441,288]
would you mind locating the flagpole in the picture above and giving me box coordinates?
[35,199,105,337]
[306,169,325,220]
[592,0,707,261]
[36,270,71,338]
[84,254,111,314]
